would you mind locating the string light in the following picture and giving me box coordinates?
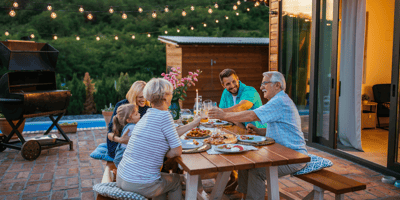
[51,12,57,19]
[76,36,80,40]
[203,23,207,27]
[109,6,114,14]
[87,12,93,20]
[147,33,151,37]
[237,1,241,5]
[255,1,260,7]
[132,34,135,39]
[214,2,219,9]
[208,7,213,14]
[53,35,58,40]
[182,9,186,16]
[13,1,18,8]
[114,35,119,40]
[164,6,169,12]
[225,15,229,20]
[236,12,239,16]
[244,0,247,2]
[177,29,180,33]
[233,5,237,10]
[190,26,194,30]
[190,5,195,11]
[5,30,9,36]
[247,8,250,12]
[30,33,35,39]
[215,19,219,23]
[164,30,168,34]
[138,7,143,13]
[152,11,157,18]
[96,36,100,41]
[122,12,127,19]
[79,6,84,13]
[9,9,16,17]
[47,4,52,11]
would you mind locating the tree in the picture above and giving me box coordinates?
[116,72,131,101]
[82,72,97,114]
[66,73,85,115]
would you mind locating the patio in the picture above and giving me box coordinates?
[1,129,400,200]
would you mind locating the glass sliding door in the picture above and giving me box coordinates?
[281,0,313,140]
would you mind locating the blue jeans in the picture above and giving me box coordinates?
[113,144,126,168]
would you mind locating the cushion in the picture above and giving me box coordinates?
[90,143,114,162]
[292,154,333,176]
[93,182,148,200]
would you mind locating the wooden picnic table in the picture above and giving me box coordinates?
[175,126,310,200]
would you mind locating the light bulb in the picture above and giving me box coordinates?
[152,11,157,18]
[138,7,143,13]
[76,36,80,40]
[247,8,250,12]
[13,1,18,8]
[132,34,135,39]
[177,29,180,33]
[214,3,219,8]
[244,0,247,2]
[190,5,195,11]
[190,26,194,30]
[47,4,52,11]
[114,35,118,40]
[164,6,169,12]
[53,35,58,40]
[5,31,9,36]
[122,12,127,19]
[203,23,207,27]
[79,6,84,13]
[182,9,186,17]
[87,12,93,20]
[147,33,151,37]
[237,1,241,5]
[96,36,100,41]
[109,7,114,13]
[233,5,237,10]
[225,16,229,20]
[164,30,168,34]
[215,19,219,23]
[236,12,239,16]
[208,7,213,14]
[51,12,57,19]
[30,33,35,39]
[255,1,260,7]
[9,9,16,17]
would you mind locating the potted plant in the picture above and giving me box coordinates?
[362,94,369,105]
[102,103,115,127]
[58,122,78,134]
[0,113,26,140]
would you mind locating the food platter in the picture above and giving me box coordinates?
[201,119,230,125]
[181,139,203,149]
[185,128,211,139]
[237,135,267,143]
[215,144,248,153]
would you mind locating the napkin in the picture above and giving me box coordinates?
[207,145,258,155]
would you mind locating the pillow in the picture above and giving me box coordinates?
[90,143,114,162]
[292,154,333,176]
[93,182,148,200]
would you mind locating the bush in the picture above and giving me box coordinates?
[116,72,131,101]
[66,73,86,115]
[94,75,118,113]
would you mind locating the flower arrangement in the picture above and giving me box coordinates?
[362,94,369,101]
[161,67,202,101]
[101,103,115,112]
[59,122,78,125]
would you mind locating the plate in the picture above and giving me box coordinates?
[215,144,247,153]
[201,119,230,125]
[181,139,203,149]
[185,128,212,139]
[237,135,267,143]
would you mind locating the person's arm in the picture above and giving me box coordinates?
[107,129,131,144]
[176,118,201,136]
[166,146,182,158]
[246,124,266,136]
[209,108,260,123]
[234,122,246,129]
[222,100,253,112]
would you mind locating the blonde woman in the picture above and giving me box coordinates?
[107,81,151,158]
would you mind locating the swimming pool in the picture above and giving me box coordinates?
[0,118,107,134]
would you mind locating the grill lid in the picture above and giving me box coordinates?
[0,40,59,71]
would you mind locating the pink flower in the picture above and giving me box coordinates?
[188,72,193,76]
[171,68,177,72]
[177,67,181,70]
[161,73,165,77]
[194,78,198,82]
[171,75,176,80]
[164,76,169,80]
[187,77,192,81]
[196,69,200,73]
[191,81,195,86]
[193,73,198,77]
[181,79,185,82]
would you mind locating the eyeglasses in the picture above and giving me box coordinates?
[261,81,275,86]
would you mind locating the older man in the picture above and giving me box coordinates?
[209,71,307,200]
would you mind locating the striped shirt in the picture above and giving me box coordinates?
[117,108,182,183]
[253,91,308,155]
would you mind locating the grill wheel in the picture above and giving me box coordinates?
[21,140,41,161]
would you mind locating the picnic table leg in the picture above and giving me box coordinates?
[266,166,279,200]
[185,174,199,200]
[209,171,231,200]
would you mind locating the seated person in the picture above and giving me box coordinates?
[113,104,140,168]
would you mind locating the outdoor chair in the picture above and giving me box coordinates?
[372,84,391,129]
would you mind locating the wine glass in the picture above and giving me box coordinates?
[180,109,192,125]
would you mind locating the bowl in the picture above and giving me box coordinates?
[395,180,400,188]
[382,176,396,184]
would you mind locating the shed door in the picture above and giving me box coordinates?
[269,0,281,71]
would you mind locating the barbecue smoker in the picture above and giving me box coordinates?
[0,40,72,160]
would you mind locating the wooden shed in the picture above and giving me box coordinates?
[158,36,269,109]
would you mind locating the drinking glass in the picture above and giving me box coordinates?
[180,109,192,125]
[201,99,212,123]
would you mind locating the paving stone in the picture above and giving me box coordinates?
[67,188,80,198]
[38,183,51,192]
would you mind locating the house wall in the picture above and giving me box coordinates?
[362,0,395,102]
[166,44,182,78]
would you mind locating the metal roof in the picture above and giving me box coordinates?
[158,36,269,46]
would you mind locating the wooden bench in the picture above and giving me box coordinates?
[280,169,367,200]
[96,161,116,200]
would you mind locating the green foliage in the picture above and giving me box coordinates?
[59,122,77,125]
[67,73,86,115]
[94,75,118,113]
[82,72,97,114]
[116,72,131,101]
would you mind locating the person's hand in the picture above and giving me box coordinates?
[246,124,257,134]
[208,107,225,120]
[120,129,131,144]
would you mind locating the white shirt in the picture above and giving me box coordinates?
[232,95,238,105]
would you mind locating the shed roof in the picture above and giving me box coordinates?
[158,36,269,46]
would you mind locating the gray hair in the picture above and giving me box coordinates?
[262,71,286,91]
[143,78,173,105]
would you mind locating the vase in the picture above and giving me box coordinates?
[59,124,78,134]
[169,100,181,120]
[102,111,113,128]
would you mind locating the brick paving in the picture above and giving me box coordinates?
[0,129,399,200]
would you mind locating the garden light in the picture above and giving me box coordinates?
[79,6,84,13]
[164,30,168,34]
[233,5,237,10]
[214,3,219,8]
[152,11,157,18]
[114,35,118,40]
[76,36,80,40]
[53,35,58,40]
[47,4,52,11]
[132,34,135,39]
[9,9,16,17]
[147,33,151,37]
[215,19,219,23]
[237,1,241,5]
[30,33,35,38]
[190,26,194,30]
[208,7,213,14]
[177,29,180,33]
[122,12,127,19]
[225,16,229,20]
[182,9,186,16]
[164,6,169,12]
[191,5,195,11]
[109,6,114,13]
[13,1,18,8]
[87,12,93,20]
[5,30,9,36]
[138,7,143,13]
[51,12,57,19]
[96,36,100,41]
